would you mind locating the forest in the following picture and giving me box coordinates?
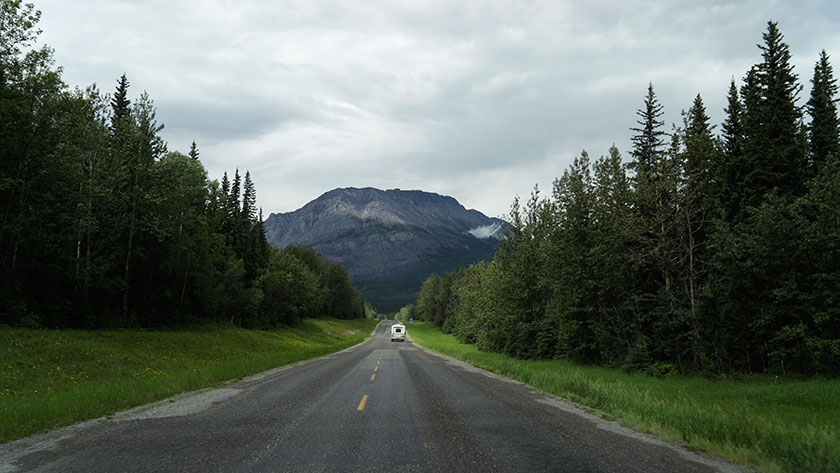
[407,21,840,376]
[0,1,366,328]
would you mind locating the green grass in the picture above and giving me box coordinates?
[0,318,377,443]
[408,322,839,473]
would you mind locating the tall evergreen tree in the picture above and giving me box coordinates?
[590,145,636,364]
[188,140,200,161]
[230,169,241,213]
[684,94,715,198]
[719,79,745,220]
[721,80,745,162]
[225,169,242,247]
[220,172,230,200]
[238,171,259,280]
[807,50,839,169]
[680,94,717,366]
[741,21,808,206]
[628,84,683,365]
[241,171,256,224]
[630,83,667,179]
[549,151,596,360]
[110,74,131,126]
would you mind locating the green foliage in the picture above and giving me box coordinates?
[407,21,840,376]
[741,21,809,210]
[807,50,840,169]
[0,3,365,329]
[254,246,364,327]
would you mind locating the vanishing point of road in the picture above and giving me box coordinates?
[1,321,747,472]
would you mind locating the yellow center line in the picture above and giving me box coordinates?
[377,360,380,365]
[357,394,369,411]
[371,373,376,381]
[374,366,378,372]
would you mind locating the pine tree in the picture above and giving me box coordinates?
[224,169,241,248]
[220,172,230,199]
[188,140,200,161]
[719,79,745,220]
[681,94,717,366]
[807,50,839,169]
[628,83,679,365]
[110,74,131,127]
[630,83,667,180]
[230,169,241,212]
[591,145,636,364]
[241,171,256,225]
[238,171,259,279]
[684,94,715,197]
[551,150,597,360]
[741,21,808,206]
[721,80,745,161]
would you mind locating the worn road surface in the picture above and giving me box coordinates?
[1,321,747,472]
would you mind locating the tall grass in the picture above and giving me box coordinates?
[408,322,839,473]
[0,318,377,443]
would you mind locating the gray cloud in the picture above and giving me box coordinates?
[35,0,840,217]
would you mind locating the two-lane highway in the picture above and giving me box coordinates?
[1,321,746,472]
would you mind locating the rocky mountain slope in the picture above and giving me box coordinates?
[263,187,502,312]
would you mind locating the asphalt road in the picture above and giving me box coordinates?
[1,321,747,473]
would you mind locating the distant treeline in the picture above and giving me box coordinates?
[0,1,367,328]
[406,21,840,375]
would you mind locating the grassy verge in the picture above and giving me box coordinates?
[408,322,839,473]
[0,318,378,443]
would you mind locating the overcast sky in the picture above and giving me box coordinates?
[35,0,840,218]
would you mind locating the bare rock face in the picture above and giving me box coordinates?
[263,187,502,312]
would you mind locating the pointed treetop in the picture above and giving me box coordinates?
[686,93,712,137]
[221,171,230,195]
[807,49,840,166]
[110,73,131,124]
[722,78,744,159]
[242,171,257,222]
[756,20,801,106]
[230,169,241,207]
[630,83,666,173]
[189,140,200,160]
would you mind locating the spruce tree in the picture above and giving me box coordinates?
[226,169,241,247]
[721,80,745,161]
[630,83,667,179]
[219,172,232,244]
[110,74,131,127]
[628,83,680,365]
[230,169,241,211]
[239,171,258,279]
[719,79,745,220]
[188,140,200,161]
[681,94,717,366]
[684,94,715,196]
[807,50,839,169]
[220,171,230,199]
[742,21,808,204]
[241,171,256,224]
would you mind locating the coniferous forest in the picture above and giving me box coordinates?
[0,1,365,328]
[410,21,840,376]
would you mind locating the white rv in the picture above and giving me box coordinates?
[390,323,406,342]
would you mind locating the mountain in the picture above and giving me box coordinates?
[263,187,502,312]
